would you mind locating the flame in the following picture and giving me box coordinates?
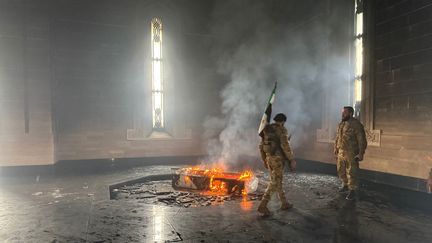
[240,197,253,211]
[209,176,228,194]
[184,176,192,184]
[179,165,254,196]
[238,170,253,181]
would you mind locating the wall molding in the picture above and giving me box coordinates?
[126,128,192,141]
[366,129,381,147]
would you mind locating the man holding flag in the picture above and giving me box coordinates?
[257,83,297,216]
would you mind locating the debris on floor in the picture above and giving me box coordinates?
[113,180,265,208]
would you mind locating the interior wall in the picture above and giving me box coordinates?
[0,0,219,165]
[296,0,353,165]
[362,0,432,179]
[3,0,430,178]
[298,0,432,182]
[0,1,54,166]
[52,0,214,161]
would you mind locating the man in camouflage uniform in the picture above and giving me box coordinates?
[334,106,367,200]
[258,113,297,216]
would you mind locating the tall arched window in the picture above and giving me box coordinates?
[353,0,364,117]
[151,17,164,129]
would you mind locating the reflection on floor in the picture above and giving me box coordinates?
[0,165,431,242]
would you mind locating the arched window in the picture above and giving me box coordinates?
[151,17,164,129]
[353,0,364,118]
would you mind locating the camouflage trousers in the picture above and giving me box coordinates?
[337,154,359,190]
[262,155,286,202]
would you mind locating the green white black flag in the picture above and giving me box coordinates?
[258,82,277,137]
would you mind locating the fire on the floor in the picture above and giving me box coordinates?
[172,166,259,196]
[112,166,264,208]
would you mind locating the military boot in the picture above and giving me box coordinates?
[346,190,356,200]
[257,199,271,216]
[280,201,293,210]
[338,185,349,193]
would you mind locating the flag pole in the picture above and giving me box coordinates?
[258,82,277,137]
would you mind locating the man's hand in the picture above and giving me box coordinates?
[263,161,269,169]
[289,159,297,173]
[355,153,364,162]
[427,178,432,194]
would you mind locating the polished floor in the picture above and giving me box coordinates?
[1,164,431,242]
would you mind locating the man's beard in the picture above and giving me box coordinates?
[342,116,350,121]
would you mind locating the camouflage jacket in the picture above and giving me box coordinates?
[334,117,367,157]
[259,123,294,161]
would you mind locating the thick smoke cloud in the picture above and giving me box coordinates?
[203,0,350,166]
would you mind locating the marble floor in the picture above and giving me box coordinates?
[1,164,431,242]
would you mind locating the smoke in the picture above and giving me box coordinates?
[203,0,350,166]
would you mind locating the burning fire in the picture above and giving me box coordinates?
[175,165,255,196]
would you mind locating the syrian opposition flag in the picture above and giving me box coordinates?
[258,82,277,137]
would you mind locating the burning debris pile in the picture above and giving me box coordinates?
[113,180,264,208]
[172,166,258,196]
[112,166,264,208]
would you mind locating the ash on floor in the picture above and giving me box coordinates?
[113,179,264,208]
[112,172,340,209]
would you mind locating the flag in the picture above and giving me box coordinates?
[258,82,277,137]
